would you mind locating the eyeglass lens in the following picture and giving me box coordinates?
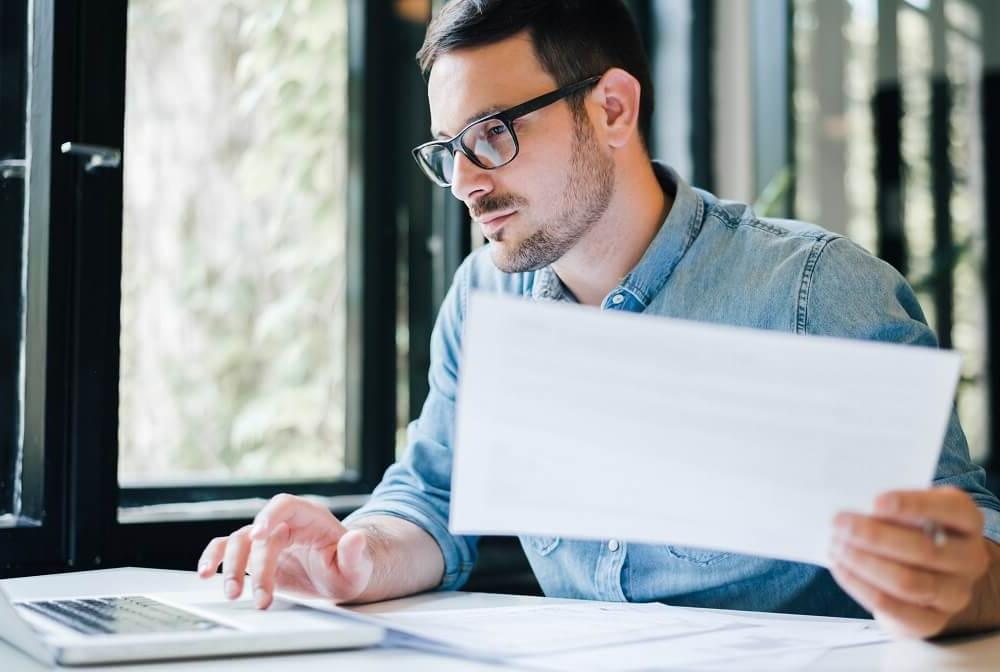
[420,118,516,185]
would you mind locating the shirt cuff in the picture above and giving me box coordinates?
[980,505,1000,546]
[343,498,476,592]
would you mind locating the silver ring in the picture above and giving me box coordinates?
[923,521,948,548]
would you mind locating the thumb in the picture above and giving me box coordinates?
[334,529,373,599]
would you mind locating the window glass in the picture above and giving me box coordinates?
[793,0,989,461]
[119,0,350,485]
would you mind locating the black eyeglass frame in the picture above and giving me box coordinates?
[411,75,602,187]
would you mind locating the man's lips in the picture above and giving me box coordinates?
[475,210,517,232]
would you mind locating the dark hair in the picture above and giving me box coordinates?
[417,0,653,149]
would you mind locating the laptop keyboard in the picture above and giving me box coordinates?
[18,596,230,636]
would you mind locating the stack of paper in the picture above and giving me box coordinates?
[286,594,887,670]
[514,608,887,671]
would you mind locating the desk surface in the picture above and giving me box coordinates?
[2,568,999,671]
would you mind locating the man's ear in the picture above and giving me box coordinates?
[588,68,641,150]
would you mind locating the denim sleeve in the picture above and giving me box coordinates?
[343,259,479,590]
[805,236,1000,545]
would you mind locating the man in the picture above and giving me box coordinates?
[197,0,1000,638]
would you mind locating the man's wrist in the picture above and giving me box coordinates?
[342,517,391,602]
[342,513,445,603]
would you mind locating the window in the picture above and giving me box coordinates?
[119,1,351,489]
[645,0,714,189]
[0,0,29,524]
[791,0,998,486]
[1,0,438,574]
[114,1,416,517]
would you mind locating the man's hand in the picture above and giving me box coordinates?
[196,494,374,609]
[829,486,995,638]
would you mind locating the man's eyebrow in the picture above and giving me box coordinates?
[431,105,505,139]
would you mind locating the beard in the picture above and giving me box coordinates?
[483,110,615,273]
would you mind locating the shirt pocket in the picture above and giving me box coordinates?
[524,535,562,556]
[666,544,730,566]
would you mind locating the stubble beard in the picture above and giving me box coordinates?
[490,110,615,273]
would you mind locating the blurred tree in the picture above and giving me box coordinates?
[119,0,348,483]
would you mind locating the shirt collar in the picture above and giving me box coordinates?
[531,161,705,307]
[531,261,573,302]
[617,161,705,308]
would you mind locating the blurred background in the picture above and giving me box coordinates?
[1,0,997,590]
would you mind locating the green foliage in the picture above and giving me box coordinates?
[119,0,349,483]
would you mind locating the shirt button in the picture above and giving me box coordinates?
[611,294,625,305]
[607,539,620,552]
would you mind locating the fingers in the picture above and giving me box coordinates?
[830,542,972,613]
[830,562,950,639]
[197,536,228,578]
[874,487,985,536]
[834,512,986,575]
[196,527,256,598]
[249,493,346,543]
[830,497,992,639]
[220,525,254,599]
[196,494,359,608]
[247,522,292,609]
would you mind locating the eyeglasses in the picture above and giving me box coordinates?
[411,75,601,187]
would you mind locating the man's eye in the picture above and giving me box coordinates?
[487,124,509,137]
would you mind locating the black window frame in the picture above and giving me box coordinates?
[1,0,432,575]
[981,1,1000,494]
[0,0,29,520]
[0,0,72,574]
[99,0,407,569]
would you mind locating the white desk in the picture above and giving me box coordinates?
[2,568,999,670]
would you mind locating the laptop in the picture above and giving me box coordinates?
[0,584,384,666]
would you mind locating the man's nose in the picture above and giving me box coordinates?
[450,151,492,204]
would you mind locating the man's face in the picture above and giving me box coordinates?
[427,35,615,273]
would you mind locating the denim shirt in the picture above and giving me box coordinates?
[347,163,1000,618]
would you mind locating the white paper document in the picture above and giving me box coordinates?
[682,648,832,672]
[359,602,733,658]
[451,292,961,566]
[520,614,886,671]
[518,623,885,672]
[283,597,735,659]
[284,594,885,669]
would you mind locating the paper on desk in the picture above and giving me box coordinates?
[283,598,736,658]
[283,592,886,668]
[367,605,886,664]
[683,648,831,672]
[366,602,737,657]
[451,292,961,566]
[520,617,886,672]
